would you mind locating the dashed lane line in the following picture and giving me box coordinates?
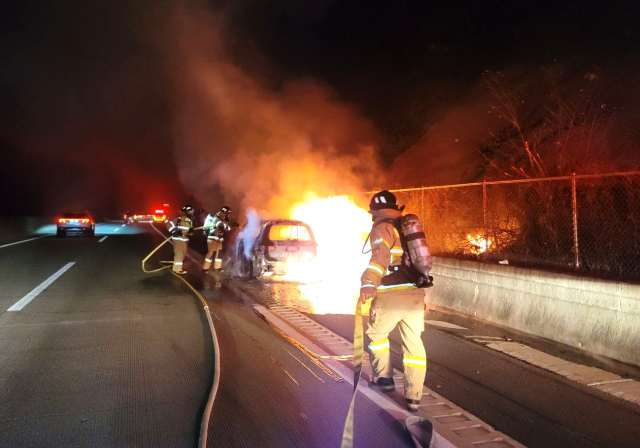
[0,236,46,249]
[98,236,108,243]
[7,262,76,312]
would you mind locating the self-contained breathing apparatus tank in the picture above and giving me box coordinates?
[400,214,433,288]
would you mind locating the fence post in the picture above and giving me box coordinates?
[571,173,580,269]
[482,179,488,252]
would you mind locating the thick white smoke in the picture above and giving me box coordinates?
[154,0,381,218]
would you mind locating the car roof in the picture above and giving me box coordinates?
[61,211,92,218]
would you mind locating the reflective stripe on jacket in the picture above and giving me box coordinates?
[360,208,416,294]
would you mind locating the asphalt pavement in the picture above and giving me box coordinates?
[0,223,416,448]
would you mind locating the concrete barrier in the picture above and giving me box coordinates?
[429,256,640,367]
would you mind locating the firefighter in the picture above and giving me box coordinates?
[360,190,428,412]
[202,206,232,273]
[166,204,194,274]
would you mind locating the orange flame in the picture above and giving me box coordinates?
[466,234,492,254]
[282,193,372,314]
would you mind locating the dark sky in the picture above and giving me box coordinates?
[1,0,639,217]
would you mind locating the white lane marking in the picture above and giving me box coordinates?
[98,236,108,243]
[8,262,76,312]
[0,236,45,249]
[113,228,119,232]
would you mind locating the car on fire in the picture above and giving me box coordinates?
[57,211,95,237]
[235,219,317,278]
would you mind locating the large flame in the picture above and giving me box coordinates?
[283,193,372,314]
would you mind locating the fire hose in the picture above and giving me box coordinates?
[141,225,220,448]
[142,225,367,447]
[341,300,364,448]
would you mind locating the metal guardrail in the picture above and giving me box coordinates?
[379,170,640,281]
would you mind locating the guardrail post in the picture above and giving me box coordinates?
[572,173,580,269]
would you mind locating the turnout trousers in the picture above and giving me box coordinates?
[366,288,427,401]
[203,239,223,271]
[172,239,188,273]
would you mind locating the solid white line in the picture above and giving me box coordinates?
[98,236,108,243]
[0,236,45,249]
[8,262,76,311]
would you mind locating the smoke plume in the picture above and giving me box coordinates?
[155,1,381,218]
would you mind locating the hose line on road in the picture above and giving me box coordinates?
[141,226,221,448]
[341,300,365,448]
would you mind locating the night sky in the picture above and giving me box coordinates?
[2,0,639,217]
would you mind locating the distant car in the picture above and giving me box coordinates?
[133,213,154,223]
[235,219,317,278]
[57,211,95,237]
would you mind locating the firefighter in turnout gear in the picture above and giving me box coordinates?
[202,206,232,273]
[166,204,194,274]
[360,190,431,412]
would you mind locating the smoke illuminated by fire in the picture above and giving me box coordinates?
[157,1,382,216]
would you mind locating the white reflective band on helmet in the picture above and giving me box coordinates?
[367,264,385,276]
[368,339,390,352]
[403,356,427,368]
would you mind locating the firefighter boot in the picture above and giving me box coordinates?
[370,377,395,392]
[406,398,421,412]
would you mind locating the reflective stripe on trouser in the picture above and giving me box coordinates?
[172,240,188,272]
[203,240,223,270]
[366,287,426,400]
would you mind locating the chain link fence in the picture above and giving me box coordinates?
[384,171,640,281]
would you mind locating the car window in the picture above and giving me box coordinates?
[269,224,311,241]
[62,212,89,218]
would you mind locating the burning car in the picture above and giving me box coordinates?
[234,219,317,278]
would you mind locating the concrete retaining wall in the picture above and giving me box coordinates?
[429,257,640,367]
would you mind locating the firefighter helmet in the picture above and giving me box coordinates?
[220,206,231,214]
[368,190,399,212]
[182,204,194,217]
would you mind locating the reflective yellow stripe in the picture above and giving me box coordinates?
[377,283,416,292]
[366,263,384,276]
[368,339,389,352]
[373,237,391,249]
[403,356,427,368]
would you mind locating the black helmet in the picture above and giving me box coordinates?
[182,204,194,216]
[220,206,231,214]
[368,190,399,212]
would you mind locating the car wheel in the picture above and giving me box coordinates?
[252,255,265,278]
[88,229,95,237]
